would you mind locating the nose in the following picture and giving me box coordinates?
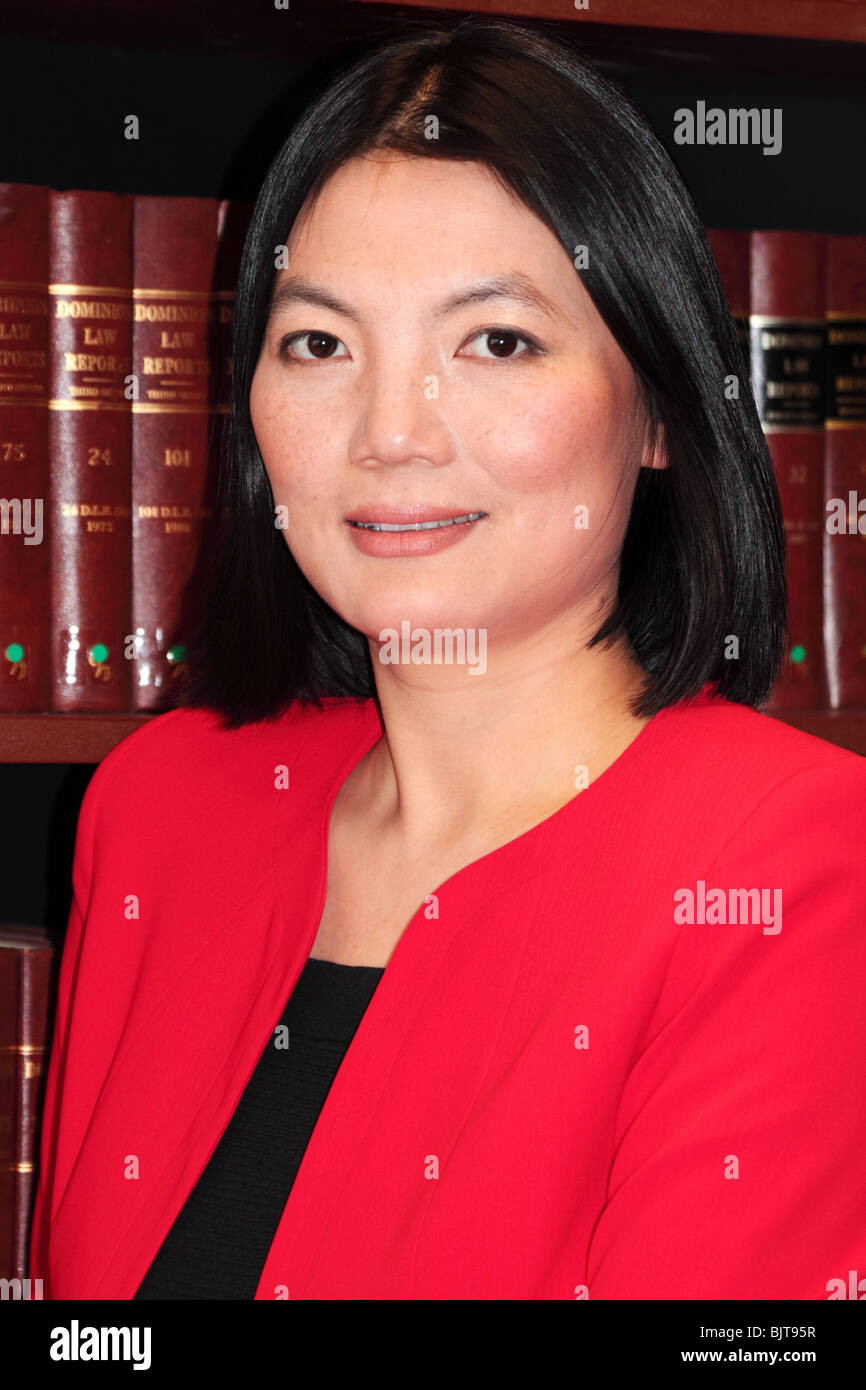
[347,355,455,471]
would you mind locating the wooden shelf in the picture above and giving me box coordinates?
[0,2,862,768]
[767,709,866,756]
[0,709,864,763]
[355,0,866,45]
[0,714,156,764]
[2,0,864,60]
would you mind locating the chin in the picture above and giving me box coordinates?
[350,594,487,635]
[341,611,492,677]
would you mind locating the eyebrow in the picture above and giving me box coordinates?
[265,271,563,326]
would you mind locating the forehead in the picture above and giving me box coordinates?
[280,154,588,325]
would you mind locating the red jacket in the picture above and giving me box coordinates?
[30,686,866,1299]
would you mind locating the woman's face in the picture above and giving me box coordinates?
[250,153,660,661]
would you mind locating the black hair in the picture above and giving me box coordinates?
[176,15,786,728]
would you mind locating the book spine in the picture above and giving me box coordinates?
[213,199,253,420]
[131,195,220,711]
[750,230,827,710]
[49,189,133,711]
[823,235,866,709]
[192,198,253,632]
[0,183,50,711]
[12,944,54,1279]
[0,944,18,1277]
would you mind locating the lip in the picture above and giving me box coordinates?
[345,505,487,558]
[346,505,484,525]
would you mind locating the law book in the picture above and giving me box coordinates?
[130,195,252,711]
[213,198,253,419]
[130,195,226,711]
[0,183,51,711]
[823,235,866,709]
[49,189,134,711]
[182,197,254,683]
[0,925,58,1280]
[750,230,827,710]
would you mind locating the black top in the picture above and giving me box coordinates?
[133,955,385,1300]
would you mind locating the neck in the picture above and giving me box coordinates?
[355,612,651,855]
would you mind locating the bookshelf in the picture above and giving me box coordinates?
[0,0,864,888]
[0,0,863,1297]
[0,715,155,765]
[2,708,865,765]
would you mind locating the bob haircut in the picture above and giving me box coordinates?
[177,15,787,729]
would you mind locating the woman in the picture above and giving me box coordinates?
[31,17,866,1300]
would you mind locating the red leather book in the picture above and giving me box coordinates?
[0,925,57,1282]
[49,189,133,711]
[188,197,254,646]
[213,199,253,417]
[0,184,50,711]
[130,195,222,712]
[824,236,866,709]
[750,231,827,710]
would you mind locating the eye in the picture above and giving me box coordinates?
[276,326,544,363]
[278,331,349,362]
[458,327,543,360]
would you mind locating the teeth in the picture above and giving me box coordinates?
[351,512,485,532]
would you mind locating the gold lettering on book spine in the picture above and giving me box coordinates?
[132,287,233,413]
[826,311,866,429]
[0,278,50,406]
[48,281,132,411]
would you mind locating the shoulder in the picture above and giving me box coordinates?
[645,694,865,990]
[75,696,379,850]
[660,687,863,778]
[627,698,866,1124]
[83,694,378,795]
[653,689,866,845]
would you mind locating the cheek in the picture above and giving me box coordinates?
[250,369,329,502]
[474,371,622,500]
[249,371,284,483]
[248,365,275,445]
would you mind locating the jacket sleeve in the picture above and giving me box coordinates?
[29,763,102,1297]
[585,754,866,1299]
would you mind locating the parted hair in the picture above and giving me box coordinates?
[175,15,787,729]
